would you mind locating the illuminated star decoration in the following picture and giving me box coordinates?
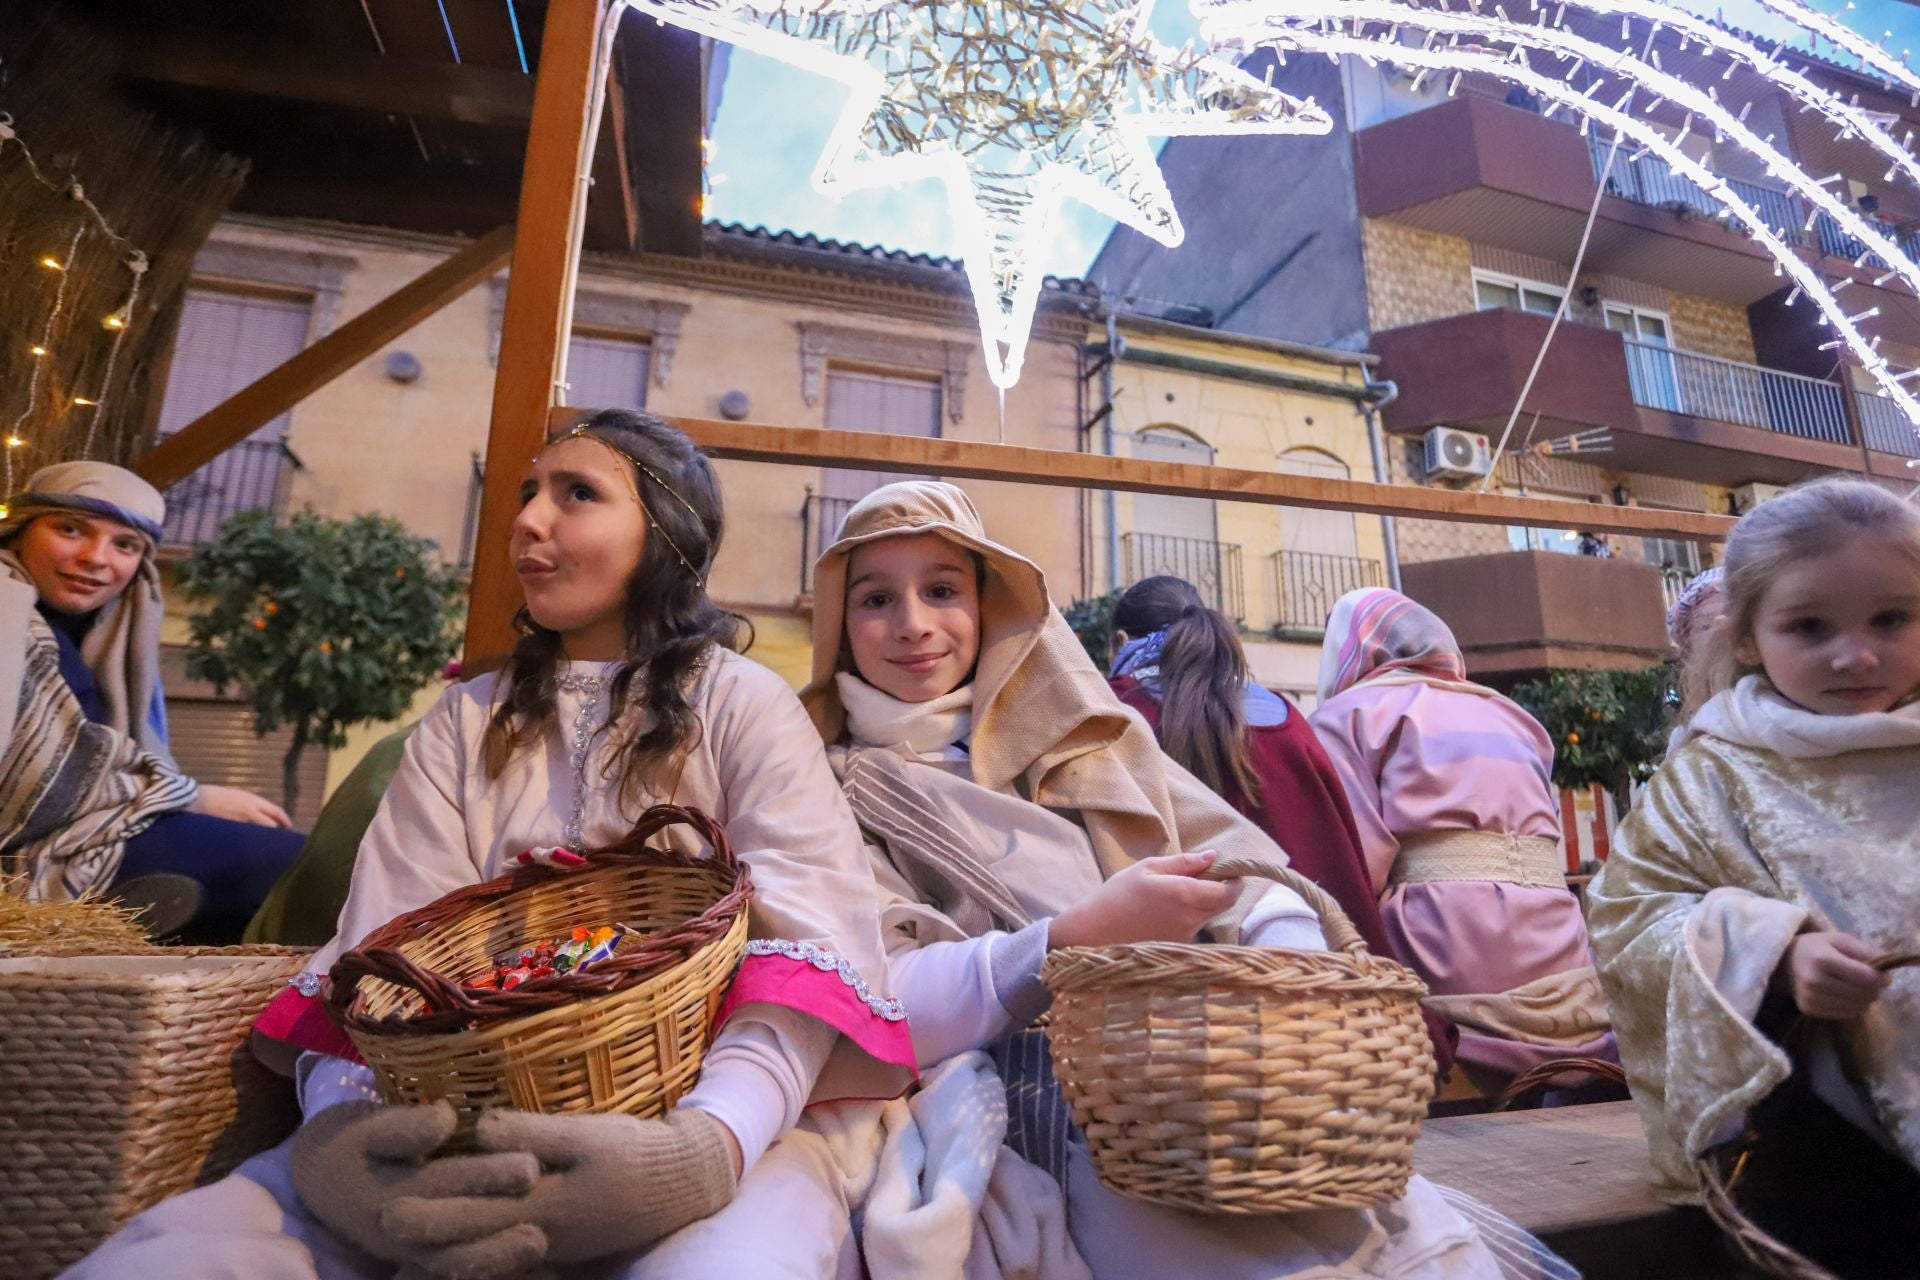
[633,0,1333,386]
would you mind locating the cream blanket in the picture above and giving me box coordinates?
[1589,678,1920,1201]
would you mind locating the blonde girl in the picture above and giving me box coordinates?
[1589,477,1920,1278]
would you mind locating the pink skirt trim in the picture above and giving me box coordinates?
[717,949,917,1082]
[254,985,363,1063]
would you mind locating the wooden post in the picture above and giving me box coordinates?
[137,224,515,489]
[463,0,610,663]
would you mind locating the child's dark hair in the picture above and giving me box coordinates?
[1111,575,1262,803]
[481,409,747,805]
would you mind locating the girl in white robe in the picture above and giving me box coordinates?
[804,481,1573,1280]
[70,412,916,1280]
[1589,477,1920,1278]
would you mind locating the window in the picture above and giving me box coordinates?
[1124,428,1242,617]
[1473,270,1566,316]
[1130,428,1219,543]
[817,369,942,546]
[565,332,651,411]
[1605,304,1679,412]
[155,288,313,546]
[1274,449,1358,557]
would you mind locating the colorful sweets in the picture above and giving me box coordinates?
[469,924,624,990]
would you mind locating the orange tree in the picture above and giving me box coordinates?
[1510,666,1671,810]
[175,510,462,817]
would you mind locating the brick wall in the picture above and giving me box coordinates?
[1670,292,1758,364]
[1386,439,1515,563]
[1363,219,1475,332]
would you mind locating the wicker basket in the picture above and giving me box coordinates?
[1043,857,1435,1215]
[1694,949,1920,1280]
[328,804,750,1137]
[0,946,308,1280]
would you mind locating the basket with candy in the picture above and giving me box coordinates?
[327,805,750,1136]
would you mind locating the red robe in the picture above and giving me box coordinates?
[1111,675,1456,1077]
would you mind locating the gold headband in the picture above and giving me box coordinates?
[537,425,706,582]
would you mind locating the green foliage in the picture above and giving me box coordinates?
[1509,665,1672,793]
[1064,590,1120,669]
[175,511,463,804]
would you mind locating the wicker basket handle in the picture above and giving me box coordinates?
[592,803,738,872]
[1201,856,1369,957]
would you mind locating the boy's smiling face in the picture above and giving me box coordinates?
[844,533,982,703]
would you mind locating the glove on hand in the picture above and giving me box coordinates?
[289,1100,546,1277]
[382,1108,739,1269]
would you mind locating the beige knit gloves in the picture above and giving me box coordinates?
[378,1107,741,1276]
[289,1101,547,1277]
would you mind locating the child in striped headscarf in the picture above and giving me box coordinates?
[1310,588,1616,1097]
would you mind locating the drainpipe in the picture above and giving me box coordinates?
[1103,306,1122,595]
[1360,369,1403,593]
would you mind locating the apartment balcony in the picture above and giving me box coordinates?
[1270,550,1385,635]
[1401,551,1671,680]
[1355,96,1783,307]
[1374,307,1918,486]
[158,437,295,550]
[1121,532,1245,621]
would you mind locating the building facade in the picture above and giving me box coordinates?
[1089,28,1920,680]
[151,216,1093,796]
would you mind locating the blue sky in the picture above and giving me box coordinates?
[701,0,1920,278]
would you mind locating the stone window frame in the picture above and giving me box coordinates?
[797,320,970,425]
[487,278,689,390]
[191,237,356,340]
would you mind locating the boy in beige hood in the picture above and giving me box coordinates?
[805,481,1565,1280]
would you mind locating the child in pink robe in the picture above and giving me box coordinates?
[1308,589,1615,1094]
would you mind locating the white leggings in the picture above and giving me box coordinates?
[65,1115,863,1280]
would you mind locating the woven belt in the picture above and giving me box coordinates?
[1389,831,1565,890]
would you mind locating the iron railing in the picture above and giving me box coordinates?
[1120,532,1245,620]
[1588,134,1801,240]
[1621,339,1852,445]
[1855,390,1920,459]
[1812,210,1920,272]
[1271,550,1385,634]
[159,437,293,548]
[799,492,857,596]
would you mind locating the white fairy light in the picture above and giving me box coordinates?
[630,0,1331,386]
[1200,0,1920,450]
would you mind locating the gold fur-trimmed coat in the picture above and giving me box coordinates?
[1587,676,1920,1202]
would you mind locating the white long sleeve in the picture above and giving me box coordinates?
[1238,882,1329,951]
[681,1006,835,1175]
[888,920,1051,1068]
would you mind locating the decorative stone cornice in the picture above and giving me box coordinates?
[796,320,971,422]
[191,236,356,338]
[486,279,690,386]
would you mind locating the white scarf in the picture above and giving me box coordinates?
[836,673,973,766]
[1688,674,1920,759]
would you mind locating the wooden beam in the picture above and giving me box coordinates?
[119,40,537,126]
[137,225,516,490]
[465,0,611,662]
[556,413,1736,542]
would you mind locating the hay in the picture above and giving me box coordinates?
[0,879,160,957]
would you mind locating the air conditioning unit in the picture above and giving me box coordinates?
[1423,426,1494,484]
[1733,481,1788,513]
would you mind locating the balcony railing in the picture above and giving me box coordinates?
[1589,135,1801,241]
[1121,532,1245,621]
[1855,390,1920,458]
[1271,550,1385,634]
[1812,210,1920,272]
[799,492,857,596]
[159,436,293,548]
[1621,339,1852,445]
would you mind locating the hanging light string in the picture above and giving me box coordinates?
[9,223,87,496]
[1,114,153,470]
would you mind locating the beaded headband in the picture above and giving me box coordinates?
[538,424,707,581]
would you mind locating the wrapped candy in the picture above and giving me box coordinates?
[468,924,626,990]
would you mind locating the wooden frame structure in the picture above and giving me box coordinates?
[137,0,1738,667]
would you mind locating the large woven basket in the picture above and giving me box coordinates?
[1043,858,1435,1215]
[1695,949,1920,1280]
[328,804,750,1137]
[0,946,308,1280]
